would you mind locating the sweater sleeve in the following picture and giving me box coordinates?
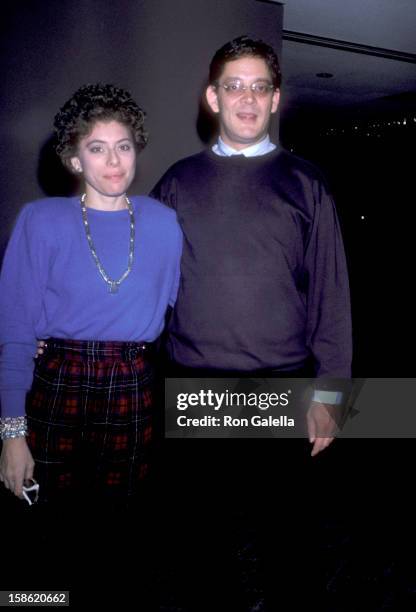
[151,176,183,306]
[149,172,177,210]
[149,181,182,306]
[0,203,49,418]
[304,180,352,379]
[168,225,183,307]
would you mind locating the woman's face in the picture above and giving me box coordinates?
[70,120,136,199]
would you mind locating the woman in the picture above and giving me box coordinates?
[0,83,182,505]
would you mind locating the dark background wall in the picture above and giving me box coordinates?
[0,0,283,257]
[280,112,415,376]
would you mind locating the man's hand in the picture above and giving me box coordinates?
[307,400,339,457]
[0,437,35,498]
[35,340,46,358]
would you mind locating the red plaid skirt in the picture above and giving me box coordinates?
[26,338,155,502]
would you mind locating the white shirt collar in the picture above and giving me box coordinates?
[212,135,276,157]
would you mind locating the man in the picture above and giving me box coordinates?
[151,35,352,457]
[151,36,354,607]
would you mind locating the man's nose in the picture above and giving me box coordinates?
[240,88,255,103]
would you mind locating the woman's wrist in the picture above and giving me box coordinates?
[0,416,28,440]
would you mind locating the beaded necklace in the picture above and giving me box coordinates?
[80,193,135,293]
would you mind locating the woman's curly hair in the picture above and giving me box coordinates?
[54,83,148,170]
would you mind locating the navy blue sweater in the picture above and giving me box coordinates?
[151,147,351,376]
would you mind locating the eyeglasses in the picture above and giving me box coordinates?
[215,80,276,98]
[21,478,39,505]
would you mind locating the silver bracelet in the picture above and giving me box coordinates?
[0,416,28,440]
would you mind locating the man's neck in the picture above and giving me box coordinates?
[212,135,276,158]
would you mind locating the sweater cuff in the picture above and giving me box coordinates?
[0,389,27,419]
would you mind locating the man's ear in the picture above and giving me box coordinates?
[206,85,220,114]
[271,89,280,114]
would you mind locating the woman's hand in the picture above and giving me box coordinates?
[0,437,35,498]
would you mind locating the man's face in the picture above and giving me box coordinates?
[206,56,280,150]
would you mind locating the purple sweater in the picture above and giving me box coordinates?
[0,196,182,418]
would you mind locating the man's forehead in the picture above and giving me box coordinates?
[220,56,271,79]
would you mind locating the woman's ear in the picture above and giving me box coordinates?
[69,156,83,173]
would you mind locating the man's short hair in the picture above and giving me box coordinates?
[209,35,281,89]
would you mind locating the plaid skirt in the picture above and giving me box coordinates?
[26,338,156,502]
